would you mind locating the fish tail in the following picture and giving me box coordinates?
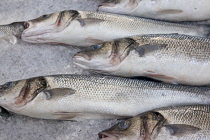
[0,35,17,45]
[0,22,25,45]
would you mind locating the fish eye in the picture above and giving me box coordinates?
[4,82,13,88]
[92,44,101,50]
[42,14,50,18]
[117,121,129,130]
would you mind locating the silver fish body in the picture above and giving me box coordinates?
[0,75,210,121]
[0,22,25,44]
[73,34,210,86]
[98,0,210,22]
[21,10,210,47]
[99,105,210,140]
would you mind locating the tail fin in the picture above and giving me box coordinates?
[0,35,17,45]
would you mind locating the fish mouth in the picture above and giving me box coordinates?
[14,78,47,107]
[98,132,119,140]
[73,53,92,69]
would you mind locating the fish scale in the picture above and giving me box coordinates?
[134,35,210,60]
[155,105,210,130]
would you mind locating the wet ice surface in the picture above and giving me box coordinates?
[0,0,118,140]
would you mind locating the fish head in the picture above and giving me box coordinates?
[0,78,47,109]
[21,10,79,43]
[98,0,138,14]
[73,38,137,72]
[98,112,164,140]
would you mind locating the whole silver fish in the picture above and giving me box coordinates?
[73,34,210,86]
[98,0,210,22]
[21,10,210,47]
[0,22,25,44]
[0,75,210,121]
[99,105,210,140]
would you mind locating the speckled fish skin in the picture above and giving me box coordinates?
[21,10,210,47]
[155,105,210,130]
[0,22,25,44]
[98,0,210,22]
[73,34,210,86]
[98,105,210,140]
[0,75,210,121]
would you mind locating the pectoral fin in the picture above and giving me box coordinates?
[135,44,167,57]
[157,9,183,15]
[43,88,76,100]
[164,124,201,137]
[77,18,105,27]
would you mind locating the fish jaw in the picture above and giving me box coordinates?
[21,10,79,43]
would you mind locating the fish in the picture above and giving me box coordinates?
[0,75,210,121]
[98,0,210,22]
[98,105,210,140]
[73,34,210,86]
[0,22,25,44]
[21,10,210,47]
